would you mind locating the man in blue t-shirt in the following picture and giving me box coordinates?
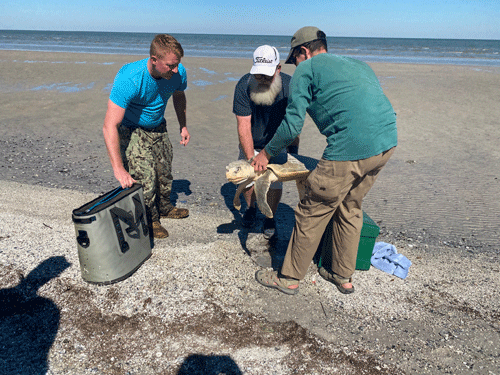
[233,45,298,239]
[103,34,190,239]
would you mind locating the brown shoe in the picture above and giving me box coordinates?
[161,207,189,219]
[152,221,169,238]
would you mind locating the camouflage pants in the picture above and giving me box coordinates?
[119,121,174,222]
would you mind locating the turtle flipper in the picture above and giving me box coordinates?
[233,178,252,211]
[255,170,277,218]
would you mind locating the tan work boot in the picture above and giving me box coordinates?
[161,207,189,219]
[152,221,169,238]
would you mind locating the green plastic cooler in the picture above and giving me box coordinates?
[318,211,380,271]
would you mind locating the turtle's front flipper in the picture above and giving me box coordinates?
[255,171,277,218]
[233,178,253,211]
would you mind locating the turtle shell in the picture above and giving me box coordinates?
[266,154,317,181]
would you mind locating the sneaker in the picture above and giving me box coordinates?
[263,218,276,240]
[152,221,169,238]
[242,206,256,228]
[161,207,189,219]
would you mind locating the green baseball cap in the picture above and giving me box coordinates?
[285,26,325,64]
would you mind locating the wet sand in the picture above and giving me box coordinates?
[1,50,499,248]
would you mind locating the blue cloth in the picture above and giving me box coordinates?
[371,242,412,279]
[110,58,187,129]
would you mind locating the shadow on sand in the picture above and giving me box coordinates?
[217,182,296,269]
[170,179,192,206]
[0,256,71,374]
[177,353,242,375]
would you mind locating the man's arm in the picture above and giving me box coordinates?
[287,136,300,154]
[173,90,190,146]
[236,115,254,161]
[102,99,137,188]
[263,64,312,161]
[253,135,299,172]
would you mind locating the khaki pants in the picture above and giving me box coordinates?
[281,147,395,280]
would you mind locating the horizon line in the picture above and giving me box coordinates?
[1,28,499,42]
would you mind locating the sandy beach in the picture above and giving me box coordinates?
[1,50,499,374]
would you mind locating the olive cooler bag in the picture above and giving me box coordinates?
[72,184,152,284]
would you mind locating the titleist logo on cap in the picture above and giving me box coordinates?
[255,57,273,64]
[250,45,279,76]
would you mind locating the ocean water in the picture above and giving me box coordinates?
[1,29,499,67]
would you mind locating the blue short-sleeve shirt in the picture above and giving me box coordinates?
[110,58,187,128]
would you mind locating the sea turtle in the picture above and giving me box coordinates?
[225,154,318,218]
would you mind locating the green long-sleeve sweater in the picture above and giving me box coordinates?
[265,53,397,161]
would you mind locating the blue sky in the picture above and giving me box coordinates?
[1,0,499,39]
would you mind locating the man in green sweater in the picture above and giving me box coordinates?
[252,26,397,295]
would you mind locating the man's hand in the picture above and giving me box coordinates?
[114,167,137,189]
[180,127,190,146]
[173,91,188,146]
[251,149,271,172]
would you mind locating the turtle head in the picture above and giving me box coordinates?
[226,160,256,184]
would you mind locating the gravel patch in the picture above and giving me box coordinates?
[1,182,499,374]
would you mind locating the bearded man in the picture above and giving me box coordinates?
[232,45,299,239]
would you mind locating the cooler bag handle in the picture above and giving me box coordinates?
[109,192,149,253]
[83,186,124,214]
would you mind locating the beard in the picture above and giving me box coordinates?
[249,73,282,106]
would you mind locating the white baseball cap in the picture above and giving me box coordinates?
[250,45,280,76]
